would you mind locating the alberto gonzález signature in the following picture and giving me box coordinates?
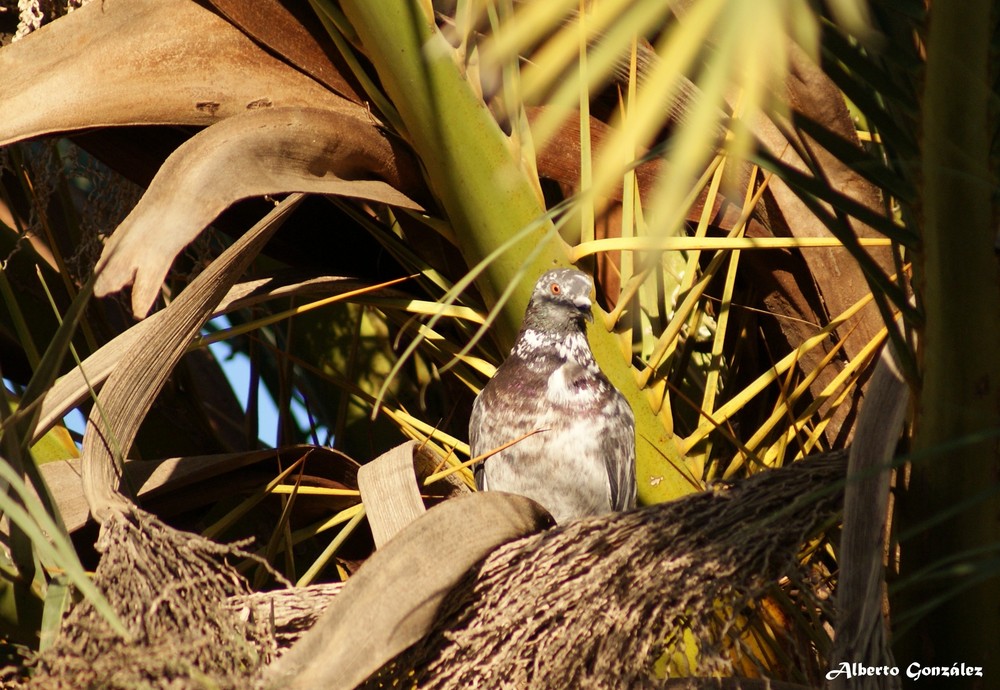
[826,662,984,680]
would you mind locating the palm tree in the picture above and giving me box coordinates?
[0,0,996,686]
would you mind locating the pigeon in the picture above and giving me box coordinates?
[469,268,637,523]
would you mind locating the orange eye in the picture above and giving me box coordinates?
[550,283,561,295]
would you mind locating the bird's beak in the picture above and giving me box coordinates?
[573,296,594,322]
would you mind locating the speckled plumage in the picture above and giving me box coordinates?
[470,268,637,523]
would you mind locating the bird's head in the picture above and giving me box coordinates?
[522,268,594,333]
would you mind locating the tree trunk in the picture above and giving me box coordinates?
[897,0,1000,672]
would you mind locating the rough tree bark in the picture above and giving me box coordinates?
[268,452,847,689]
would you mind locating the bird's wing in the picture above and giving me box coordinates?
[601,390,637,511]
[469,391,488,491]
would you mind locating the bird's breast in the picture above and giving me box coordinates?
[545,362,604,408]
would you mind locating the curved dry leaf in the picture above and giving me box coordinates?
[204,0,361,103]
[267,489,551,690]
[0,0,349,146]
[357,441,470,549]
[831,336,909,683]
[94,106,423,317]
[82,196,304,522]
[358,442,429,548]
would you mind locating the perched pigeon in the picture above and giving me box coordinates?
[470,268,637,523]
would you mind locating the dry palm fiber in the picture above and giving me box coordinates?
[27,200,301,688]
[364,450,846,689]
[30,505,275,689]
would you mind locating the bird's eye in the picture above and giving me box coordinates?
[550,283,561,295]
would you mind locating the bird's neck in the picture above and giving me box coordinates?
[512,327,598,372]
